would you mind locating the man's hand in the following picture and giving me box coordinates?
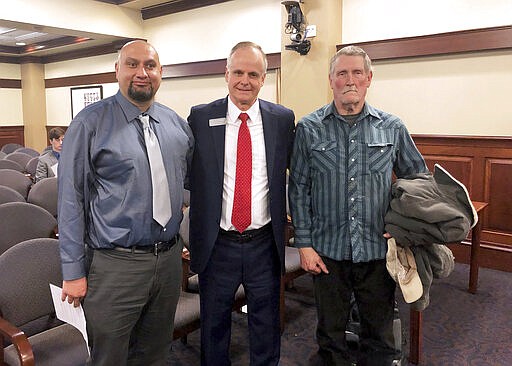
[298,247,329,275]
[61,277,87,308]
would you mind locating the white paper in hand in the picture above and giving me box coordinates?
[49,283,90,356]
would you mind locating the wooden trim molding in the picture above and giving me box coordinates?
[339,25,512,61]
[141,0,233,20]
[45,53,281,88]
[45,72,117,89]
[162,52,280,78]
[0,78,21,89]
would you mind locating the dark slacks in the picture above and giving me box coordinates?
[198,228,281,366]
[313,258,397,366]
[83,242,182,366]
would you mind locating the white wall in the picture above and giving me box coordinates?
[44,0,282,125]
[158,71,278,119]
[143,0,282,65]
[342,0,512,136]
[0,64,23,126]
[0,89,24,126]
[342,0,512,43]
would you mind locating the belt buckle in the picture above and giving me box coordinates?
[153,241,161,256]
[239,233,252,243]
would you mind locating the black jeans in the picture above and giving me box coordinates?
[313,258,398,366]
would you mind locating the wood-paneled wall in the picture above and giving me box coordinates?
[0,126,24,148]
[412,135,512,272]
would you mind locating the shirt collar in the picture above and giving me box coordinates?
[323,101,379,123]
[227,97,260,125]
[114,91,159,124]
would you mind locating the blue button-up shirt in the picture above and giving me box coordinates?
[58,91,194,280]
[288,102,428,262]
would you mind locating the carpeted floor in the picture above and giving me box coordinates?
[168,263,512,365]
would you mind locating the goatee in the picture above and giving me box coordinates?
[128,83,154,102]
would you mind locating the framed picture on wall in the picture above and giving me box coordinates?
[71,85,103,119]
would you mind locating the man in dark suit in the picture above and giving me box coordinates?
[187,41,295,366]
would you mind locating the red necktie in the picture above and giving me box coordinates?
[232,112,252,233]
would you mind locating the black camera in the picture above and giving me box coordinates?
[285,40,311,56]
[282,1,311,56]
[282,1,304,33]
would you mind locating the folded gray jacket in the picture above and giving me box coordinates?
[385,164,477,247]
[384,164,477,310]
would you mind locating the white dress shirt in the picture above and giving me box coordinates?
[220,98,270,231]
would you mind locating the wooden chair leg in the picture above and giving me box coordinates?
[409,308,423,365]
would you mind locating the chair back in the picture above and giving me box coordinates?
[0,159,24,172]
[0,202,57,256]
[0,169,32,199]
[25,156,39,179]
[14,147,40,158]
[0,238,61,328]
[5,152,32,171]
[0,185,26,204]
[0,143,23,154]
[27,177,58,217]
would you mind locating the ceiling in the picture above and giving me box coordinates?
[0,0,232,64]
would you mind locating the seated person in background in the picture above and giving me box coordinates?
[35,127,65,183]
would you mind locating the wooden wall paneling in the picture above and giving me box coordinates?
[484,159,512,234]
[422,155,473,195]
[412,135,512,272]
[0,126,24,148]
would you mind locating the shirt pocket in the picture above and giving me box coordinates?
[367,142,394,172]
[311,140,338,173]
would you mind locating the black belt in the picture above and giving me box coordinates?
[110,236,177,255]
[218,223,272,243]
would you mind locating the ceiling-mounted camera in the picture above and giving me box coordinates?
[289,32,302,42]
[281,1,311,56]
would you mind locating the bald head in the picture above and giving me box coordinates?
[115,40,162,110]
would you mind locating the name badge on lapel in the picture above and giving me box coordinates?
[208,118,226,127]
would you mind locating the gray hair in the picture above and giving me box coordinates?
[329,45,373,76]
[227,41,268,73]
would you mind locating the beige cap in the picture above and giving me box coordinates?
[386,238,423,303]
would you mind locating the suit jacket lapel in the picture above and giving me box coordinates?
[260,101,277,186]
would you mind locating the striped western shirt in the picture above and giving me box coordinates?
[288,102,428,262]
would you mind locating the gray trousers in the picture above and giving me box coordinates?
[83,242,182,366]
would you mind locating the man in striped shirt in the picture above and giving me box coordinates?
[288,45,428,365]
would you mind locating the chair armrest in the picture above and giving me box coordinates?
[181,249,192,291]
[0,317,35,366]
[284,218,294,247]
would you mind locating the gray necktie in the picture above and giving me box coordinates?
[140,114,172,227]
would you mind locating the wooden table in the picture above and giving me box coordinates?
[408,200,488,364]
[468,201,488,294]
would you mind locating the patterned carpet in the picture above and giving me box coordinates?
[168,263,512,365]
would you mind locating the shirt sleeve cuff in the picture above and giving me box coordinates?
[61,261,86,281]
[292,228,312,248]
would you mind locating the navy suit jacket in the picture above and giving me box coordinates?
[187,97,295,275]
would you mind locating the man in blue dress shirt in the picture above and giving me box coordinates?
[289,45,428,365]
[58,40,193,365]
